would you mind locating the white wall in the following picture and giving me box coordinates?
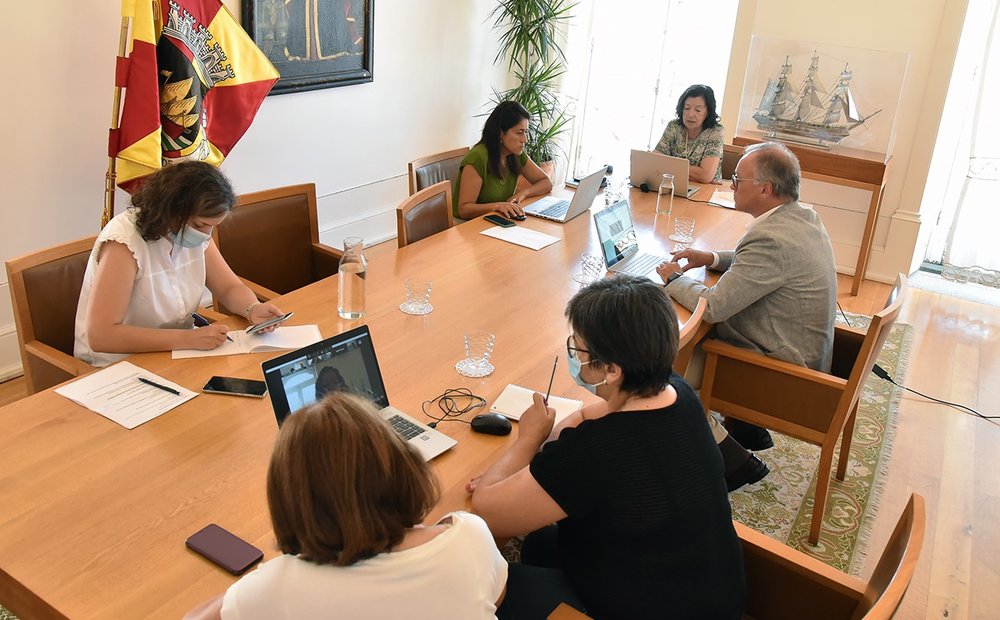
[722,0,969,284]
[0,0,505,379]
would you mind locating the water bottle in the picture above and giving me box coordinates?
[338,237,367,320]
[656,173,674,216]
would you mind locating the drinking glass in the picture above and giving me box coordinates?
[399,278,433,315]
[669,217,696,246]
[572,252,605,285]
[455,331,496,378]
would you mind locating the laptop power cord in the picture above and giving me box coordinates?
[422,388,486,428]
[870,363,996,423]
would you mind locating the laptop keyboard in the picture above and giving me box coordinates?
[387,414,425,440]
[617,253,664,276]
[538,200,570,218]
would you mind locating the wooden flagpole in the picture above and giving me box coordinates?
[104,13,133,229]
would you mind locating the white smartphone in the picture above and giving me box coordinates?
[245,312,293,335]
[202,376,268,398]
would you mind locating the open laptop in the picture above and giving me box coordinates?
[594,199,666,284]
[261,325,457,461]
[629,149,700,199]
[523,166,608,222]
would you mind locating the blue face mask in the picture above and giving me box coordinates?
[567,351,606,394]
[170,225,211,252]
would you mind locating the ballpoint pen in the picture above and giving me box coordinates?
[192,312,233,342]
[543,356,558,405]
[138,376,181,396]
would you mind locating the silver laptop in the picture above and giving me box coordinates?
[594,199,666,284]
[262,325,456,461]
[524,166,608,222]
[629,149,700,199]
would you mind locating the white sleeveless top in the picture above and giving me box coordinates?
[221,511,507,620]
[74,211,208,367]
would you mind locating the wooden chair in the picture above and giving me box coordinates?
[407,146,469,195]
[5,236,97,393]
[722,144,743,181]
[700,274,908,544]
[395,181,454,248]
[546,493,925,620]
[212,183,342,312]
[673,297,709,375]
[740,493,925,619]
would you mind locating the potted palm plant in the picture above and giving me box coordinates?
[488,0,576,170]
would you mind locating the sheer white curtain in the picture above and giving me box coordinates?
[561,0,739,182]
[923,0,1000,287]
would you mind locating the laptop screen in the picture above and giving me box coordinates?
[262,325,389,424]
[594,200,639,268]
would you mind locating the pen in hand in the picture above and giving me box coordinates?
[543,356,558,405]
[138,376,181,396]
[192,312,233,342]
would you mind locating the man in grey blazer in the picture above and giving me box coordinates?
[656,142,837,491]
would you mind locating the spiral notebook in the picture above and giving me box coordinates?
[490,384,582,425]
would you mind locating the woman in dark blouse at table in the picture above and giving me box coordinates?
[470,275,745,620]
[655,84,725,184]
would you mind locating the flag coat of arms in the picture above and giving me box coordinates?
[113,0,278,192]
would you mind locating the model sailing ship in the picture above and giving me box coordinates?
[754,52,881,145]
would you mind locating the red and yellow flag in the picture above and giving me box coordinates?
[111,0,278,193]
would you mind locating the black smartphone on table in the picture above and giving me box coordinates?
[202,376,268,398]
[186,524,263,575]
[484,214,516,228]
[245,311,293,335]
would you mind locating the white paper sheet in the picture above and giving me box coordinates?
[55,361,198,429]
[172,324,322,359]
[480,226,560,250]
[709,190,736,209]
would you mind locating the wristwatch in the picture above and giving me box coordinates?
[664,272,682,286]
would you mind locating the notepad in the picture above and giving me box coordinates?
[490,384,582,425]
[172,325,323,359]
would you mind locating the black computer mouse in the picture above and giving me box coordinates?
[470,413,512,436]
[511,213,527,221]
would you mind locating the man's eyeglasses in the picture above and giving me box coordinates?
[566,335,589,360]
[731,173,764,190]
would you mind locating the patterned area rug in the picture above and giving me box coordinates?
[729,315,912,575]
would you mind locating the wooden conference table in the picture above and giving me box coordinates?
[0,185,750,619]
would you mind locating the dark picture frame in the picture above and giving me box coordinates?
[241,0,373,95]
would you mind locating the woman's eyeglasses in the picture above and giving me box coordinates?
[566,335,589,360]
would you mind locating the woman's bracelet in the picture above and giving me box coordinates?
[244,301,260,321]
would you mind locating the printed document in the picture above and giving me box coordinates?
[55,361,198,429]
[481,226,560,250]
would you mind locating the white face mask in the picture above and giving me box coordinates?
[170,225,211,252]
[567,351,606,394]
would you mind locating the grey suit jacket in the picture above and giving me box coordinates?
[667,201,837,372]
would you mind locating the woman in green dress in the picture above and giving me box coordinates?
[454,101,553,220]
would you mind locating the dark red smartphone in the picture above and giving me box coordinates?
[186,524,263,575]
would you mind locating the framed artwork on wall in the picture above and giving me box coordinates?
[242,0,373,95]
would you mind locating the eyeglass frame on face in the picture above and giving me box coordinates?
[566,334,590,360]
[731,172,767,190]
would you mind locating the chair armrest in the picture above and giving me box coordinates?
[213,278,280,315]
[701,339,844,389]
[196,307,234,323]
[24,341,95,376]
[240,277,280,302]
[734,521,865,619]
[700,339,847,441]
[311,242,342,280]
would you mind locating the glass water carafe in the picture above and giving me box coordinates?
[338,237,367,320]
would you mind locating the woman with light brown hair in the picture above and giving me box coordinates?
[186,392,507,619]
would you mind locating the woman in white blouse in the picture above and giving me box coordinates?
[185,392,508,620]
[74,162,284,367]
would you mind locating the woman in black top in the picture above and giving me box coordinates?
[471,275,745,619]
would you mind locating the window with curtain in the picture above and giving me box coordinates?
[922,0,1000,288]
[560,0,739,182]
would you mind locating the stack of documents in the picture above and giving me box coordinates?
[481,226,560,250]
